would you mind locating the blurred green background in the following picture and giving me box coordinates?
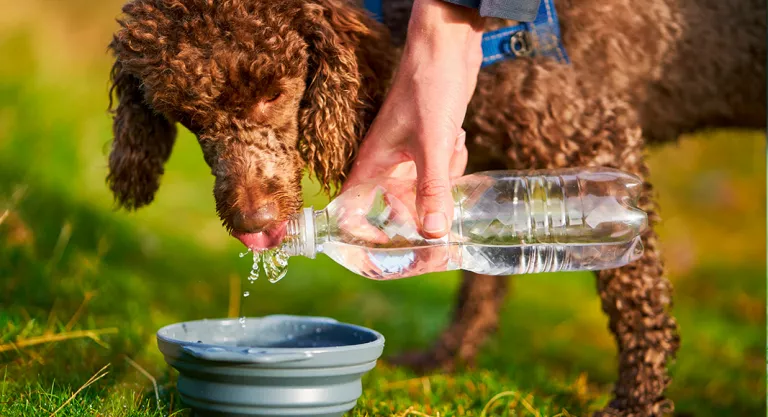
[0,1,765,416]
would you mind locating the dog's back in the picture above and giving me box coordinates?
[381,0,767,141]
[555,0,767,141]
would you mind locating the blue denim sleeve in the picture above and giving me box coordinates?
[441,0,539,22]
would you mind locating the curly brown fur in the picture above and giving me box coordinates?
[106,0,765,415]
[107,0,394,232]
[107,61,177,209]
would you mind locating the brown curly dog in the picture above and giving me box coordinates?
[106,0,766,415]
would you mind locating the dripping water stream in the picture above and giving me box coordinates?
[237,247,290,328]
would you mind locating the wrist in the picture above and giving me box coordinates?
[406,0,484,52]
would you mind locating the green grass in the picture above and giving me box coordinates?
[0,2,765,416]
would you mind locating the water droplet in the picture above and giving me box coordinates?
[287,334,294,340]
[300,324,307,330]
[246,251,262,281]
[239,317,246,328]
[243,291,250,297]
[239,248,252,258]
[315,328,322,333]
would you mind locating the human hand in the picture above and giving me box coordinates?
[342,0,484,239]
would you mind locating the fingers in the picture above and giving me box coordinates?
[338,208,390,244]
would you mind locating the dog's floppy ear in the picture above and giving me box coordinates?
[297,1,370,195]
[107,57,177,210]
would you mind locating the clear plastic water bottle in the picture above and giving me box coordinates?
[279,168,647,280]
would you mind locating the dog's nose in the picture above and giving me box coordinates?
[233,202,280,233]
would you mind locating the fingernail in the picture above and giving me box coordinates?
[456,130,466,150]
[423,212,447,234]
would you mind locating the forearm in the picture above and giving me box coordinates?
[408,0,484,41]
[404,0,484,72]
[345,0,488,238]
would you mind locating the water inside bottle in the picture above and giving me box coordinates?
[320,237,644,280]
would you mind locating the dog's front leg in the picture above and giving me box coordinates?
[595,181,680,417]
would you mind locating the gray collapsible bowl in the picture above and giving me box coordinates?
[157,315,385,417]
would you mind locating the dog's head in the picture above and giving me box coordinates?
[107,0,389,249]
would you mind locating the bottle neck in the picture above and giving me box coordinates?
[283,207,328,258]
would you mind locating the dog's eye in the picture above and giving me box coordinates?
[265,91,282,103]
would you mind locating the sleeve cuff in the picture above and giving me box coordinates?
[479,0,540,22]
[440,0,482,10]
[440,0,540,22]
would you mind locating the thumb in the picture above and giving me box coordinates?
[413,137,455,239]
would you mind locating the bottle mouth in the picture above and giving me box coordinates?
[282,207,316,258]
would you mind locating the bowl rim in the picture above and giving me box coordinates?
[156,315,385,355]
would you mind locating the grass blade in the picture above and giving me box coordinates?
[49,363,110,417]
